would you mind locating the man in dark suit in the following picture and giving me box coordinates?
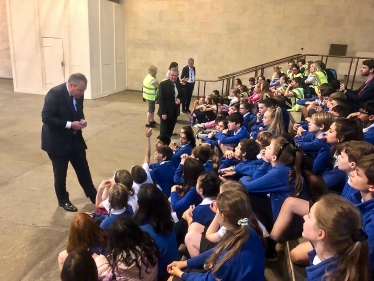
[41,73,97,212]
[180,58,195,113]
[158,68,183,137]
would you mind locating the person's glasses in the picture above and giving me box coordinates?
[359,110,369,115]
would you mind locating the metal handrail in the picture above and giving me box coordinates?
[194,53,374,98]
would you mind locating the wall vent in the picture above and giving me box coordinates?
[329,44,348,56]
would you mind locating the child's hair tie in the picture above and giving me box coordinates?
[237,218,248,226]
[352,228,368,242]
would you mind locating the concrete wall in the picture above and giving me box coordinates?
[0,0,11,78]
[125,0,374,95]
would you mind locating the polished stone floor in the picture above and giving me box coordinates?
[0,78,286,280]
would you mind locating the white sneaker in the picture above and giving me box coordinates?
[194,124,204,128]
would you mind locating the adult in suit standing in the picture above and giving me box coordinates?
[158,68,183,137]
[41,73,97,212]
[181,58,196,113]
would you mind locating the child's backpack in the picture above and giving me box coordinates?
[325,69,337,83]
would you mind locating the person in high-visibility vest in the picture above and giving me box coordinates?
[305,61,328,94]
[143,65,159,128]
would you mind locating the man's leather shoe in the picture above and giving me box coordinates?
[59,202,78,212]
[89,196,96,204]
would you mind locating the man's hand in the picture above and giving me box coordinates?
[145,128,152,138]
[175,98,181,105]
[162,114,167,120]
[71,121,83,130]
[79,120,87,128]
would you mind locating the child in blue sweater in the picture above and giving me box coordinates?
[302,194,370,281]
[200,116,227,144]
[240,135,308,259]
[239,100,256,129]
[170,126,196,167]
[349,101,374,145]
[218,113,249,153]
[251,107,285,140]
[219,139,262,181]
[167,190,266,281]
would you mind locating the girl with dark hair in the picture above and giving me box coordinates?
[134,183,179,281]
[61,250,98,281]
[234,78,242,88]
[167,190,265,281]
[94,216,159,281]
[170,158,205,216]
[170,126,196,168]
[58,213,107,271]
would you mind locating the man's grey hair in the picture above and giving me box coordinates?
[68,73,87,86]
[188,58,194,63]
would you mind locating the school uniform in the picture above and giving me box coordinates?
[204,131,224,147]
[363,123,374,145]
[173,163,184,185]
[243,112,256,129]
[170,186,202,213]
[150,161,175,197]
[218,158,240,170]
[251,161,272,180]
[203,160,215,173]
[240,164,308,231]
[341,175,354,199]
[93,206,134,231]
[305,249,339,281]
[192,197,215,227]
[181,227,265,281]
[171,144,193,168]
[140,224,179,279]
[295,132,326,158]
[280,106,290,132]
[347,191,374,270]
[234,159,264,177]
[250,126,269,140]
[219,127,249,146]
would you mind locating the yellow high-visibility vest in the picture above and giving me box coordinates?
[143,74,157,101]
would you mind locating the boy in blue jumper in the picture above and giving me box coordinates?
[348,101,374,145]
[203,116,228,148]
[347,154,374,270]
[239,101,256,130]
[219,139,262,181]
[144,128,175,197]
[219,112,249,153]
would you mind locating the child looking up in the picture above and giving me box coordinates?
[167,190,266,281]
[144,128,175,196]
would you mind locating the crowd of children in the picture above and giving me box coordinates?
[59,59,374,281]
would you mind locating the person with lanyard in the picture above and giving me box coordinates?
[181,58,196,114]
[342,59,374,112]
[158,68,184,137]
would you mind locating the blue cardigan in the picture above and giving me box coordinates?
[150,161,175,197]
[140,224,179,278]
[234,159,264,177]
[347,191,374,270]
[240,164,308,222]
[305,249,339,281]
[364,126,374,145]
[192,204,215,227]
[295,132,327,158]
[182,227,265,281]
[171,144,193,168]
[219,127,249,145]
[204,131,225,147]
[170,187,202,213]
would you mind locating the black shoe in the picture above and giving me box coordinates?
[150,121,157,125]
[89,196,96,204]
[145,123,156,128]
[59,202,78,212]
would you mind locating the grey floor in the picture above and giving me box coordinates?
[0,78,286,280]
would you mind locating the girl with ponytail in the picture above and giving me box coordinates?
[167,190,265,281]
[302,194,370,281]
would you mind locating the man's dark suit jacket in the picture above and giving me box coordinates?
[41,83,86,156]
[346,78,374,112]
[158,79,183,119]
[181,66,196,83]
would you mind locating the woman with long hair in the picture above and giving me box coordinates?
[167,190,265,281]
[58,213,107,271]
[134,183,179,281]
[94,216,159,281]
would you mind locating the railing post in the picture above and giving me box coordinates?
[325,57,329,67]
[351,59,360,89]
[203,81,206,97]
[347,58,353,89]
[197,81,200,99]
[221,80,224,97]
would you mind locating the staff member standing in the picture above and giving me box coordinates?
[41,73,97,212]
[143,65,159,128]
[181,58,195,114]
[158,68,183,137]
